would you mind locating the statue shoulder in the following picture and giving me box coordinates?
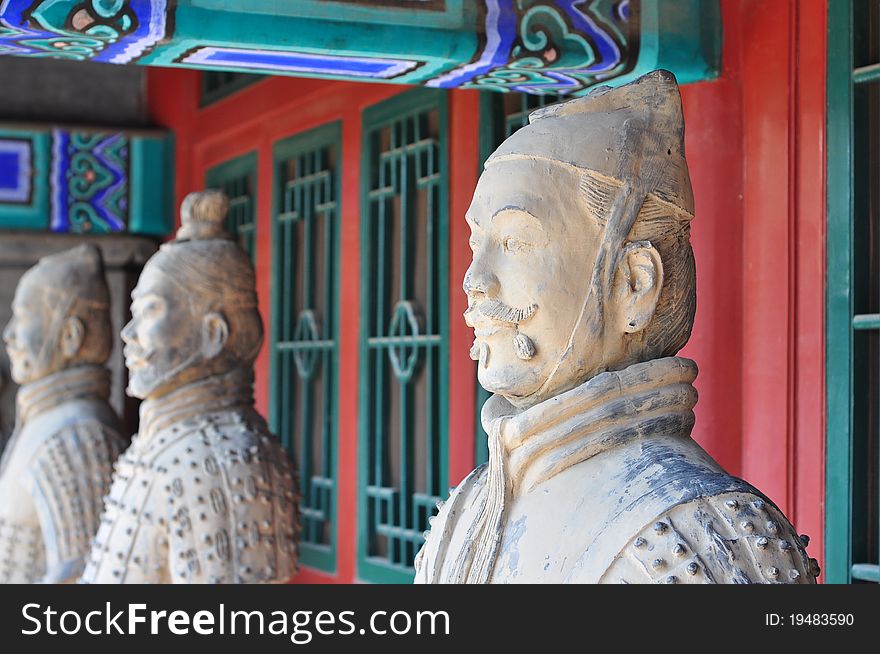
[414,463,488,583]
[25,420,124,583]
[150,412,299,583]
[599,490,819,584]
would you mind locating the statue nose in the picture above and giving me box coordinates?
[2,320,13,344]
[120,319,136,344]
[463,267,500,300]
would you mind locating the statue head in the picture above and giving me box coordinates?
[465,70,696,409]
[3,244,112,385]
[122,190,263,400]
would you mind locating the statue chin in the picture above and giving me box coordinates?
[477,360,546,404]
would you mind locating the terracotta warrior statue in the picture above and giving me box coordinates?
[81,190,298,584]
[415,70,819,584]
[0,245,124,583]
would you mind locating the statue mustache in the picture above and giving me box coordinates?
[475,298,538,324]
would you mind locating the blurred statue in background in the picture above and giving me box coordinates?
[415,70,819,584]
[81,190,298,584]
[0,244,123,583]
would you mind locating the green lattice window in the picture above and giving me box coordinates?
[359,90,449,583]
[473,92,560,465]
[205,152,257,260]
[200,71,263,106]
[270,123,341,572]
[826,0,880,584]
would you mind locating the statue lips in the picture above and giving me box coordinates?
[123,344,150,372]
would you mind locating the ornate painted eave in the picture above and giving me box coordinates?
[0,123,172,235]
[0,0,720,96]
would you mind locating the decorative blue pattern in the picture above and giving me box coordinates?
[179,46,421,79]
[50,130,129,233]
[0,0,167,63]
[0,138,31,203]
[434,0,635,95]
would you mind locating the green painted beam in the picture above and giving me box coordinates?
[0,0,721,97]
[0,124,172,236]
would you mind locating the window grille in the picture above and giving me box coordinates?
[359,90,449,582]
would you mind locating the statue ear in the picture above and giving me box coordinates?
[614,240,663,334]
[200,312,229,360]
[60,316,85,359]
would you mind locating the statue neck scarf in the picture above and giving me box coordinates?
[16,364,111,427]
[138,366,255,441]
[449,356,698,584]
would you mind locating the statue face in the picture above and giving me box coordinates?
[2,276,54,385]
[122,263,201,399]
[464,158,603,403]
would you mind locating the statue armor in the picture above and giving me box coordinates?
[415,71,818,583]
[0,245,124,584]
[81,370,297,584]
[81,190,299,584]
[415,358,818,584]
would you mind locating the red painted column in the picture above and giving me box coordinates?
[791,0,827,570]
[679,92,744,475]
[678,0,745,475]
[739,0,795,513]
[446,89,480,487]
[734,0,826,574]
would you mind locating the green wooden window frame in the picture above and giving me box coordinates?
[205,151,258,261]
[826,0,880,584]
[473,91,560,466]
[200,71,263,107]
[270,123,342,573]
[358,89,450,583]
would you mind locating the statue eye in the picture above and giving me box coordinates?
[503,236,529,253]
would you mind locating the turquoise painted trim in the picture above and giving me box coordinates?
[1,1,719,97]
[358,88,449,584]
[190,0,474,30]
[139,9,468,87]
[269,123,341,574]
[824,0,854,584]
[610,0,721,88]
[0,129,49,230]
[128,133,174,237]
[0,125,172,235]
[205,150,257,259]
[205,150,257,189]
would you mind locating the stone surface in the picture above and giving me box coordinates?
[81,190,299,584]
[415,70,818,584]
[0,244,124,583]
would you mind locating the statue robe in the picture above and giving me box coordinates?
[81,368,299,584]
[415,357,817,584]
[0,365,123,583]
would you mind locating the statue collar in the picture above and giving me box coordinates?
[16,364,111,426]
[452,356,698,584]
[138,366,255,441]
[482,356,699,496]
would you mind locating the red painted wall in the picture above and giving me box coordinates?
[146,0,827,582]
